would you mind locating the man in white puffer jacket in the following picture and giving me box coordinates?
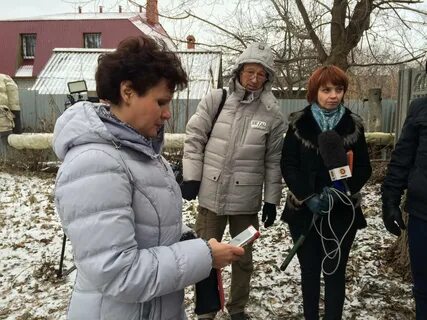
[182,43,286,320]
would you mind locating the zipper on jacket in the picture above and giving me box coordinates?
[239,116,250,145]
[148,297,161,320]
[112,140,121,149]
[139,303,143,320]
[217,107,243,214]
[158,156,169,173]
[111,140,135,187]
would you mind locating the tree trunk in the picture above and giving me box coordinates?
[324,50,349,71]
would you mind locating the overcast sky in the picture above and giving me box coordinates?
[0,0,157,19]
[1,0,91,18]
[2,0,426,19]
[1,0,426,54]
[0,0,230,47]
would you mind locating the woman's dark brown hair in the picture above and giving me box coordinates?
[306,65,348,103]
[96,35,188,105]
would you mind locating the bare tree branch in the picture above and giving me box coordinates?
[374,1,421,12]
[172,38,243,53]
[345,0,373,48]
[374,0,422,7]
[294,0,327,62]
[184,10,247,47]
[274,55,319,65]
[135,0,427,95]
[350,52,425,67]
[390,3,427,15]
[269,0,310,40]
[316,1,332,12]
[330,0,347,50]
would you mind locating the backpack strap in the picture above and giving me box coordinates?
[207,88,227,140]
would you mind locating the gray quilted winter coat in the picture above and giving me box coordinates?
[53,102,212,320]
[183,43,286,215]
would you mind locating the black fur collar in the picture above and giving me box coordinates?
[289,105,364,150]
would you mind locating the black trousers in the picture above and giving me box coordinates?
[288,213,358,320]
[408,215,427,320]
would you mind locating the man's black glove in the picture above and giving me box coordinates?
[382,204,406,236]
[181,180,201,200]
[262,202,276,228]
[305,194,329,216]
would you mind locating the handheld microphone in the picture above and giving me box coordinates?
[318,130,352,196]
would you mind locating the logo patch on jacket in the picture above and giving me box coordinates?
[251,120,267,130]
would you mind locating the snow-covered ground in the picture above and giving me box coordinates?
[0,170,415,319]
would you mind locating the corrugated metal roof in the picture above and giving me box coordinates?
[31,49,106,94]
[15,65,34,77]
[31,48,222,99]
[176,50,222,99]
[128,16,175,49]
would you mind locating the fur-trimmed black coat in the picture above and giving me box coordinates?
[281,106,372,229]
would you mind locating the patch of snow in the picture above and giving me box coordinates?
[0,173,415,319]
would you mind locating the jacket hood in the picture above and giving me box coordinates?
[53,101,163,160]
[229,42,277,109]
[229,42,275,91]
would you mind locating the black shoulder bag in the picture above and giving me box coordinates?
[180,229,224,315]
[173,89,227,184]
[207,88,227,140]
[194,88,227,315]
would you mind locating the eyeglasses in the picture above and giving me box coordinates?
[242,70,267,81]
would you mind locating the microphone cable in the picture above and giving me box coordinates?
[312,187,355,276]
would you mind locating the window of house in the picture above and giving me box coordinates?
[84,33,101,48]
[21,34,36,59]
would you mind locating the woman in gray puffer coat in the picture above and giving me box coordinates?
[53,35,244,320]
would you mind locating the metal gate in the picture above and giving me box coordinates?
[396,65,427,141]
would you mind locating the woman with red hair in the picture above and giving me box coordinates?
[281,65,372,319]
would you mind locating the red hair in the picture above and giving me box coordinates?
[306,65,348,103]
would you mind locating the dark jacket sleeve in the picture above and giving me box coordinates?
[382,100,422,204]
[281,126,314,201]
[347,126,372,194]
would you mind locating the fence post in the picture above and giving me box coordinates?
[396,68,413,143]
[367,88,382,132]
